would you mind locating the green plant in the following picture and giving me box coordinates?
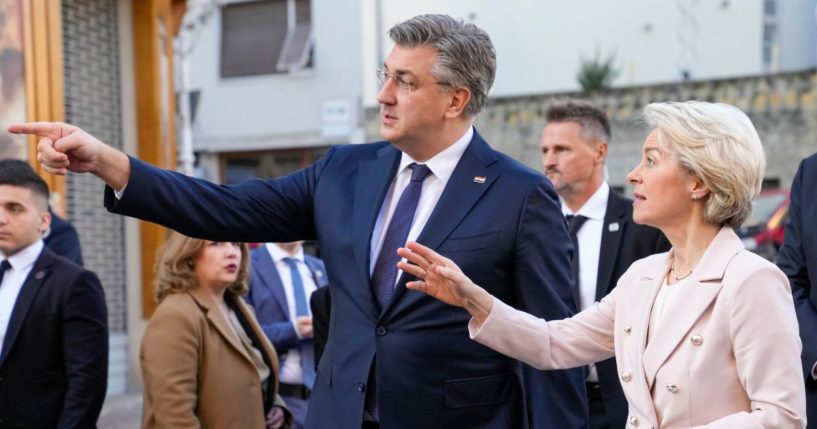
[577,51,620,92]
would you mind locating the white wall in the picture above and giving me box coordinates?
[778,0,817,71]
[187,0,365,151]
[363,0,817,106]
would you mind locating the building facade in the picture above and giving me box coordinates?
[182,0,364,183]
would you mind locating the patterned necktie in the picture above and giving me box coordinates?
[566,214,589,309]
[0,260,10,286]
[283,257,316,388]
[370,163,433,310]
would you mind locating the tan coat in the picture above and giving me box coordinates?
[472,228,806,428]
[140,286,287,429]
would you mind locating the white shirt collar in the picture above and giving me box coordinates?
[265,243,305,264]
[561,181,610,221]
[396,126,473,186]
[0,240,45,273]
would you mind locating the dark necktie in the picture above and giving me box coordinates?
[283,257,316,388]
[371,163,432,310]
[0,260,10,286]
[365,163,432,420]
[566,214,589,310]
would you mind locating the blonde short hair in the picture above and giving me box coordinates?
[153,232,250,302]
[643,101,766,228]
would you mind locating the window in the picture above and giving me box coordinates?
[220,0,312,78]
[277,0,312,72]
[762,0,779,71]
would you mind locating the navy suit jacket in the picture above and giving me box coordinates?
[777,152,817,426]
[44,209,84,267]
[0,247,108,428]
[246,245,328,356]
[591,190,669,428]
[105,131,586,429]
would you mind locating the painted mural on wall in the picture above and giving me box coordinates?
[0,0,26,160]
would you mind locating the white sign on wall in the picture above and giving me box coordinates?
[322,99,353,138]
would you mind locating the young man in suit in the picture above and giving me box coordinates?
[247,241,328,429]
[0,159,108,428]
[540,100,669,429]
[777,152,817,427]
[14,14,585,429]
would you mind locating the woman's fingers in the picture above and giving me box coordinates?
[405,241,451,266]
[397,247,429,270]
[397,260,425,278]
[405,280,427,293]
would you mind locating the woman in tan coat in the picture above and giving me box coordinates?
[399,101,806,428]
[140,233,291,428]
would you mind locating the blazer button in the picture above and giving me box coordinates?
[665,384,679,393]
[620,371,632,382]
[376,326,387,336]
[357,382,366,393]
[629,415,640,426]
[690,334,703,346]
[623,325,632,334]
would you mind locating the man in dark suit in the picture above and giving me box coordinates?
[45,208,84,266]
[14,14,585,429]
[777,152,817,427]
[0,159,108,428]
[247,241,329,429]
[540,100,669,429]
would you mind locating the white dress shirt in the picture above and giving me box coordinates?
[561,182,609,311]
[561,182,609,382]
[265,243,319,385]
[369,127,473,281]
[0,240,44,352]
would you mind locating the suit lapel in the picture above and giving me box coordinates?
[0,248,52,367]
[352,145,401,316]
[305,257,328,288]
[231,294,280,385]
[382,133,498,315]
[641,228,743,389]
[252,247,290,318]
[596,191,627,301]
[189,287,253,365]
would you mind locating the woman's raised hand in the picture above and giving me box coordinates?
[397,241,482,309]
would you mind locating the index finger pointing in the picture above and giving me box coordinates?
[7,122,61,138]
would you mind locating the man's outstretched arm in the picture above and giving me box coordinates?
[8,122,131,190]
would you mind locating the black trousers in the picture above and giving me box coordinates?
[587,382,613,429]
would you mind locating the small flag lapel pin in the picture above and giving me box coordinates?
[473,176,486,184]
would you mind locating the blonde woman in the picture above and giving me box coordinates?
[399,101,806,428]
[141,232,291,428]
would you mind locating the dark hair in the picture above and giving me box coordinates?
[0,159,50,202]
[545,99,611,143]
[389,14,496,117]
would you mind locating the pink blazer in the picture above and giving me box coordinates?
[472,228,806,428]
